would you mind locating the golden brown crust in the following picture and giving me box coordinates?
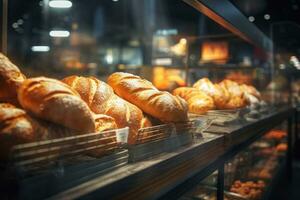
[107,72,188,123]
[0,103,47,160]
[193,78,230,109]
[140,116,153,128]
[94,114,118,132]
[0,53,26,105]
[173,87,215,114]
[18,77,95,132]
[62,76,152,144]
[218,79,248,109]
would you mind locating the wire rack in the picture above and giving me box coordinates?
[10,127,129,173]
[128,121,197,162]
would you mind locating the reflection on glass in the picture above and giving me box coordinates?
[224,128,287,200]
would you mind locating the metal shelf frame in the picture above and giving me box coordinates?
[182,0,272,53]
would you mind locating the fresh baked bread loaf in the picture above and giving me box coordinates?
[219,79,247,109]
[87,114,118,157]
[107,72,188,122]
[62,75,152,144]
[0,53,26,105]
[173,87,215,114]
[18,77,95,132]
[193,78,230,109]
[0,103,66,160]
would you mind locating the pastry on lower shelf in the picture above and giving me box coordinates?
[264,130,287,140]
[173,87,215,114]
[276,143,287,152]
[230,180,265,200]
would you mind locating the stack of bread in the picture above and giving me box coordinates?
[0,53,189,160]
[173,77,261,115]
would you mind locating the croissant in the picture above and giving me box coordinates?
[62,76,152,144]
[107,72,188,122]
[219,79,248,109]
[173,87,215,114]
[240,84,261,99]
[193,78,230,109]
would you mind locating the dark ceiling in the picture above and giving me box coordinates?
[230,0,300,53]
[5,0,300,54]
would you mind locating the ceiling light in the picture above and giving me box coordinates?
[49,30,70,37]
[31,46,50,52]
[248,16,255,22]
[112,0,119,2]
[264,14,270,20]
[49,0,72,8]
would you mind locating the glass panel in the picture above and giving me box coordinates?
[179,170,218,200]
[7,0,270,81]
[224,125,287,200]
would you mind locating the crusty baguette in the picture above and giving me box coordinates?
[173,87,215,114]
[18,77,95,132]
[193,78,230,109]
[62,75,152,144]
[0,53,26,105]
[107,72,188,123]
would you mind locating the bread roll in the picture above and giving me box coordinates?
[193,78,230,109]
[107,72,188,122]
[0,53,26,105]
[173,87,215,114]
[62,75,152,144]
[219,79,247,109]
[18,77,95,132]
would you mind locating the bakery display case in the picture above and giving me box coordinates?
[0,0,298,200]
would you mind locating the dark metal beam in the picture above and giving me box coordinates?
[183,0,272,53]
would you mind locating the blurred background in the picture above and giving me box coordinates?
[1,0,300,104]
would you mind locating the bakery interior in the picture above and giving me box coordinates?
[0,0,300,199]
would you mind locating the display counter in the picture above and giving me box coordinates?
[47,106,295,200]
